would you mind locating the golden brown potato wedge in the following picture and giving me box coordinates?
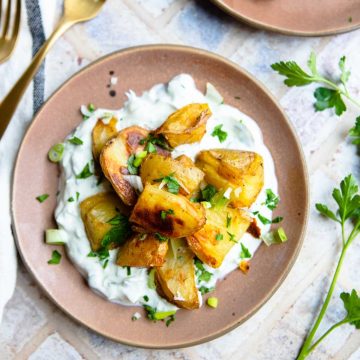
[100,126,149,206]
[196,150,264,208]
[80,192,130,252]
[140,154,204,196]
[155,103,212,147]
[187,206,251,268]
[116,233,168,267]
[156,238,199,309]
[92,118,118,161]
[130,184,206,238]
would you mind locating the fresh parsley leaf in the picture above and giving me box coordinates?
[127,154,138,175]
[263,189,280,210]
[102,259,109,269]
[201,184,217,202]
[68,136,83,145]
[144,305,157,320]
[87,251,97,258]
[215,233,223,241]
[332,174,360,222]
[166,315,175,327]
[257,213,283,225]
[240,243,251,259]
[143,295,149,302]
[315,203,339,222]
[127,266,131,276]
[36,194,49,203]
[339,56,351,86]
[76,163,93,179]
[155,233,169,242]
[314,87,346,116]
[349,117,360,145]
[101,214,132,248]
[194,258,212,282]
[340,289,360,329]
[161,209,174,220]
[271,60,316,86]
[211,124,228,143]
[48,250,61,265]
[227,232,236,242]
[68,197,74,203]
[155,174,180,194]
[140,134,172,152]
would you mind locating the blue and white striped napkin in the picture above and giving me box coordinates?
[0,0,57,322]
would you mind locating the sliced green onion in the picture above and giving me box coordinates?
[153,310,176,320]
[148,269,156,290]
[133,151,148,167]
[48,143,64,163]
[207,297,218,308]
[45,229,67,245]
[262,227,288,246]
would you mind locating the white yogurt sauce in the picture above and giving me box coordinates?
[55,74,278,312]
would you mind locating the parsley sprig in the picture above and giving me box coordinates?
[297,175,360,359]
[272,52,360,116]
[154,174,180,194]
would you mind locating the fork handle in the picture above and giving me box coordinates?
[0,18,73,140]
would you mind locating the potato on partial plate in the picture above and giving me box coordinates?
[156,238,200,309]
[80,192,130,251]
[187,206,252,268]
[100,126,149,206]
[196,149,264,208]
[140,153,204,197]
[92,118,118,161]
[130,183,206,238]
[155,103,212,147]
[116,233,168,267]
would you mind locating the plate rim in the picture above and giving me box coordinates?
[210,0,360,37]
[12,44,309,349]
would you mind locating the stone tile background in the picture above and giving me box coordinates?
[1,0,360,359]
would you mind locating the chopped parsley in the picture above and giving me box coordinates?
[155,174,180,194]
[68,136,83,145]
[139,134,172,152]
[68,197,75,203]
[215,233,223,241]
[102,259,109,269]
[76,163,93,179]
[161,209,174,220]
[195,258,212,282]
[263,189,280,210]
[36,194,49,203]
[127,154,138,175]
[253,211,283,225]
[143,295,149,302]
[227,232,236,242]
[48,250,61,265]
[127,266,131,276]
[349,116,360,145]
[226,213,232,228]
[211,124,228,143]
[240,243,251,259]
[155,233,169,242]
[166,315,175,327]
[199,286,215,295]
[201,184,217,201]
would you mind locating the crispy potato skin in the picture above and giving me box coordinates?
[92,118,118,161]
[140,154,204,196]
[80,192,129,252]
[116,233,168,267]
[100,126,149,206]
[156,239,200,309]
[155,103,212,147]
[187,207,251,268]
[196,150,264,208]
[130,184,206,238]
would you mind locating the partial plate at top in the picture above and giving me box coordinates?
[210,0,360,36]
[12,45,308,348]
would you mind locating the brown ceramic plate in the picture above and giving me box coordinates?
[210,0,360,36]
[12,45,308,348]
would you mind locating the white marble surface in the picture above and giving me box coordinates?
[1,0,360,358]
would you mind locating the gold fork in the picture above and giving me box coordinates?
[0,0,106,139]
[0,0,21,64]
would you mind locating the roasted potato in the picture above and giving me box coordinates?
[80,192,130,251]
[100,126,149,206]
[196,150,264,208]
[156,238,200,309]
[140,154,204,196]
[187,206,251,268]
[116,233,168,267]
[130,184,206,238]
[92,118,118,161]
[155,103,212,147]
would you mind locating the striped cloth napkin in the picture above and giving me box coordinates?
[0,0,57,322]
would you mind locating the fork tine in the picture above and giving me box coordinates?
[1,0,11,38]
[11,0,20,41]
